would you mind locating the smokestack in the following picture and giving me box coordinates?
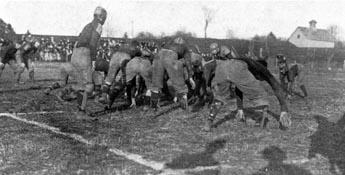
[309,20,317,31]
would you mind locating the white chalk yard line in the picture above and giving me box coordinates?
[0,113,315,174]
[0,113,165,171]
[0,113,228,174]
[15,111,65,115]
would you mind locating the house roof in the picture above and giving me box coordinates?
[297,27,336,42]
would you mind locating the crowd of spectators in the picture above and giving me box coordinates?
[37,37,74,62]
[1,31,161,62]
[36,37,160,62]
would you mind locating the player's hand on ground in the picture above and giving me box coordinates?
[279,111,291,130]
[130,98,136,108]
[235,109,245,122]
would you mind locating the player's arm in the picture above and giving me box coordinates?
[183,51,195,89]
[237,57,289,112]
[287,69,296,93]
[120,59,130,85]
[234,87,243,110]
[183,51,193,78]
[89,23,102,61]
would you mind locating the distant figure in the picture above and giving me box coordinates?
[276,54,307,99]
[0,36,40,86]
[252,146,312,175]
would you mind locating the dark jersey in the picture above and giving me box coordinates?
[17,42,38,68]
[280,64,301,83]
[166,43,193,78]
[235,57,288,112]
[76,18,102,60]
[115,44,141,58]
[0,44,17,64]
[202,56,288,112]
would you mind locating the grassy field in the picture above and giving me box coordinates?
[0,62,345,175]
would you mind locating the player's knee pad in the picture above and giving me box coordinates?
[85,83,94,93]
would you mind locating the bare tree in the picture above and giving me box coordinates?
[328,24,339,40]
[173,29,196,38]
[202,6,215,39]
[225,29,235,39]
[123,32,128,39]
[135,31,156,39]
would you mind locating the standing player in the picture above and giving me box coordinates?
[45,7,107,119]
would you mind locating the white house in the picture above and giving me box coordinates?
[288,20,336,48]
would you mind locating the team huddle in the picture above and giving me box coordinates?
[0,6,310,132]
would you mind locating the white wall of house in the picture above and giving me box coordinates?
[288,29,335,48]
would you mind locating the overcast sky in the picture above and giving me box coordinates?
[1,0,345,40]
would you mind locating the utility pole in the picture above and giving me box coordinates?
[131,21,134,38]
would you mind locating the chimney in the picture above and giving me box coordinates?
[309,20,317,31]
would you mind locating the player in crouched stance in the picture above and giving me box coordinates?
[204,43,291,132]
